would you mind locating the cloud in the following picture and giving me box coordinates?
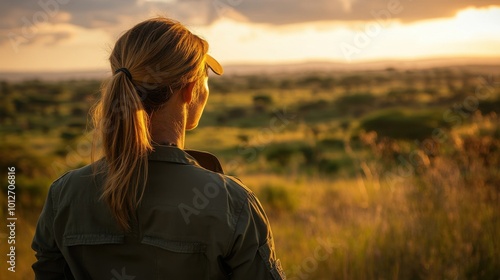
[32,30,72,46]
[0,0,143,30]
[230,0,500,24]
[0,0,215,31]
[0,0,498,35]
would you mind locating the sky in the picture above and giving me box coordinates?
[0,0,499,72]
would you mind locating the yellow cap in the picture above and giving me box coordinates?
[206,54,224,75]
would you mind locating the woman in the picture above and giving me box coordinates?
[32,17,285,280]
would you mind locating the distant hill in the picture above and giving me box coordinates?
[226,57,500,75]
[0,69,110,82]
[1,57,499,81]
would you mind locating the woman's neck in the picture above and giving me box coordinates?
[149,103,187,149]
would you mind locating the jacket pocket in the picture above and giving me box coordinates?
[63,234,124,246]
[142,235,209,280]
[258,240,286,280]
[63,233,127,279]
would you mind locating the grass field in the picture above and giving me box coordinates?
[1,65,499,279]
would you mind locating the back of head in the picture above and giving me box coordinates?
[91,17,209,231]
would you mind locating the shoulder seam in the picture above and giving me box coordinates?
[225,175,253,194]
[223,195,250,258]
[52,170,71,184]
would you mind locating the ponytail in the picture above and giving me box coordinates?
[92,70,152,231]
[91,17,210,231]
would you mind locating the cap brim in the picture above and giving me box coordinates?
[206,54,224,75]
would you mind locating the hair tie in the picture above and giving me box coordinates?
[115,68,133,81]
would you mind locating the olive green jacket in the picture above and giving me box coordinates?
[32,146,285,279]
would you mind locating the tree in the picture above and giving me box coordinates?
[252,93,273,112]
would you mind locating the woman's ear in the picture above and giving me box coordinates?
[181,82,196,104]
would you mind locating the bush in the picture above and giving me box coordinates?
[253,94,273,113]
[227,107,248,119]
[319,138,345,150]
[334,93,377,116]
[478,98,500,114]
[297,99,329,113]
[264,143,321,172]
[67,120,86,129]
[360,109,449,140]
[265,145,296,167]
[216,107,249,125]
[299,145,316,165]
[60,131,79,141]
[318,158,340,174]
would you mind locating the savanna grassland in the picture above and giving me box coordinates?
[1,65,499,279]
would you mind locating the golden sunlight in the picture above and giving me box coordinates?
[0,6,499,71]
[201,6,500,63]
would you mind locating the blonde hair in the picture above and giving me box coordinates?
[92,17,209,231]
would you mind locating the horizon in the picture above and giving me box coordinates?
[1,56,499,81]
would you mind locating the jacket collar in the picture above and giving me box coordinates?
[149,145,199,165]
[148,145,224,174]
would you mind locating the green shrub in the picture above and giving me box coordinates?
[318,158,340,174]
[265,145,296,167]
[60,131,79,141]
[227,107,248,119]
[478,98,500,114]
[319,138,345,150]
[67,120,86,129]
[252,94,273,112]
[360,109,449,140]
[264,142,317,168]
[334,93,377,116]
[297,99,329,113]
